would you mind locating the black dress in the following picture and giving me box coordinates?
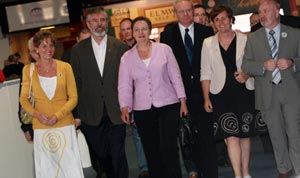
[211,36,267,139]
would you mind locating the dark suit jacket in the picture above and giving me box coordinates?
[242,24,300,110]
[70,36,129,125]
[160,23,214,115]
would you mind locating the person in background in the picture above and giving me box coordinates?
[201,5,267,178]
[160,1,217,178]
[251,3,300,32]
[193,4,209,26]
[61,27,91,63]
[2,53,24,79]
[19,37,40,143]
[118,16,188,178]
[242,0,300,177]
[120,18,136,48]
[119,17,150,178]
[250,12,260,28]
[19,30,83,178]
[70,6,129,178]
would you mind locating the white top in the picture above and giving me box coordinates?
[142,58,151,67]
[92,35,107,76]
[38,76,57,100]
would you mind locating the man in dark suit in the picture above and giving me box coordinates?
[160,1,217,178]
[242,0,300,177]
[70,7,129,178]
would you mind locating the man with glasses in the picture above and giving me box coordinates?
[160,1,217,178]
[70,6,129,178]
[193,4,209,26]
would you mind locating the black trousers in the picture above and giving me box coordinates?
[81,116,128,178]
[134,103,182,178]
[191,112,218,178]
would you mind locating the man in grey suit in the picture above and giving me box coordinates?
[242,0,300,177]
[70,7,129,178]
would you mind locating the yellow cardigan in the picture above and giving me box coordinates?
[20,60,78,129]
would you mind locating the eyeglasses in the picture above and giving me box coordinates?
[89,18,107,23]
[176,9,193,15]
[133,27,149,33]
[194,13,207,17]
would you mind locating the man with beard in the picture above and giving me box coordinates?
[70,6,129,178]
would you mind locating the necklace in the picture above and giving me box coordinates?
[37,60,54,73]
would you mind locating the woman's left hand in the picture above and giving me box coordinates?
[234,71,249,84]
[180,98,188,118]
[47,115,58,126]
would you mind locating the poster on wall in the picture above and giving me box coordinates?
[203,0,260,15]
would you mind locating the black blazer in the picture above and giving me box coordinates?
[70,36,129,125]
[160,23,214,115]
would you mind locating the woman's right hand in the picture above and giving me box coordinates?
[33,111,54,126]
[121,107,131,125]
[204,99,213,113]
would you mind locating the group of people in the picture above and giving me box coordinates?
[18,0,300,178]
[2,52,24,79]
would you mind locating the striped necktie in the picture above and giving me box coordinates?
[269,30,281,84]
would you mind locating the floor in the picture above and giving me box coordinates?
[84,126,278,178]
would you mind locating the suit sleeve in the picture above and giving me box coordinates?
[200,38,212,81]
[118,52,133,112]
[70,45,82,119]
[19,65,36,116]
[291,29,300,72]
[165,45,186,99]
[241,34,265,76]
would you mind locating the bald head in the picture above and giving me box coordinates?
[258,0,280,29]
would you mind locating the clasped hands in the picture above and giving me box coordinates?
[263,58,293,71]
[34,112,57,126]
[234,71,249,84]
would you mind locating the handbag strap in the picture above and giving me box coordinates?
[28,63,35,98]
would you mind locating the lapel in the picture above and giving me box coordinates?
[84,37,103,80]
[257,28,272,59]
[278,24,289,58]
[235,32,246,68]
[103,36,113,78]
[211,34,224,67]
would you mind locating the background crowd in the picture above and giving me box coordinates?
[14,0,300,178]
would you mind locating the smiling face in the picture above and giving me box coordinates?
[87,12,109,38]
[258,0,280,30]
[35,38,55,61]
[132,20,150,43]
[213,11,232,33]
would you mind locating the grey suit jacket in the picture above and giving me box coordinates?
[242,24,300,110]
[70,36,129,125]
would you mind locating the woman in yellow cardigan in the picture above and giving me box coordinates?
[20,30,83,178]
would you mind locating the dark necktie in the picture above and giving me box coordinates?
[268,30,281,84]
[184,28,193,63]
